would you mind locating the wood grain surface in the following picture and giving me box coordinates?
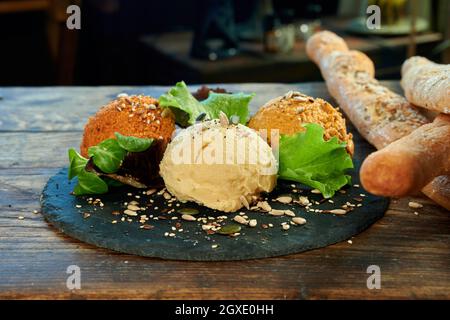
[0,82,448,300]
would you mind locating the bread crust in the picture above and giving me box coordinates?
[306,31,429,150]
[248,91,354,155]
[401,56,450,114]
[80,95,175,158]
[360,114,450,197]
[307,31,449,208]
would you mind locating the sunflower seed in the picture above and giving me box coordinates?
[284,210,295,217]
[257,201,272,212]
[240,196,250,210]
[408,201,423,209]
[292,217,307,225]
[124,210,138,216]
[181,214,196,221]
[269,209,285,216]
[233,215,248,225]
[276,196,292,204]
[248,219,257,227]
[127,204,140,211]
[219,111,229,126]
[328,209,347,215]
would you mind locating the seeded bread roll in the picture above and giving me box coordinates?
[306,31,428,150]
[360,114,450,197]
[401,56,450,114]
[80,95,175,157]
[248,91,354,155]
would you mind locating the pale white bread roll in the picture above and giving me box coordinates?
[401,57,450,114]
[306,31,428,150]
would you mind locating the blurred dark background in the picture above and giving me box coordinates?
[0,0,448,86]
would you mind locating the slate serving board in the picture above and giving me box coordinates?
[41,137,389,261]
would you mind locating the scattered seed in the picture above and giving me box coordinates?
[124,210,138,216]
[276,196,292,204]
[328,209,347,215]
[408,201,423,209]
[269,209,286,216]
[298,196,310,206]
[75,205,82,208]
[249,219,257,227]
[211,244,219,249]
[18,216,25,220]
[32,210,39,214]
[181,214,196,221]
[414,211,419,216]
[292,217,307,225]
[256,201,272,212]
[82,212,90,219]
[111,220,117,224]
[178,208,199,215]
[311,189,321,194]
[282,224,290,231]
[163,192,172,200]
[348,240,353,244]
[240,196,250,210]
[233,215,248,225]
[127,204,140,211]
[284,210,295,217]
[217,224,241,235]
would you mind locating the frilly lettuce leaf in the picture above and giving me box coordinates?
[278,123,354,198]
[159,81,253,126]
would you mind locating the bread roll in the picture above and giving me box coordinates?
[401,57,450,114]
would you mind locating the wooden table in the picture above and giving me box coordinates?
[0,82,448,299]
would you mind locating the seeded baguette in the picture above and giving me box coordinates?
[306,31,449,209]
[306,31,428,149]
[360,114,450,197]
[401,56,450,114]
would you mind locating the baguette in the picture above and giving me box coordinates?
[360,114,450,197]
[306,31,429,150]
[306,31,449,209]
[422,176,450,211]
[401,56,450,114]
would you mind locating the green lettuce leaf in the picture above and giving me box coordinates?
[159,81,253,126]
[115,132,153,152]
[68,148,88,180]
[73,170,109,196]
[88,138,127,173]
[278,123,354,198]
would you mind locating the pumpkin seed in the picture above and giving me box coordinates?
[178,208,199,215]
[217,224,241,235]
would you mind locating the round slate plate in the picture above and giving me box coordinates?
[41,141,389,261]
